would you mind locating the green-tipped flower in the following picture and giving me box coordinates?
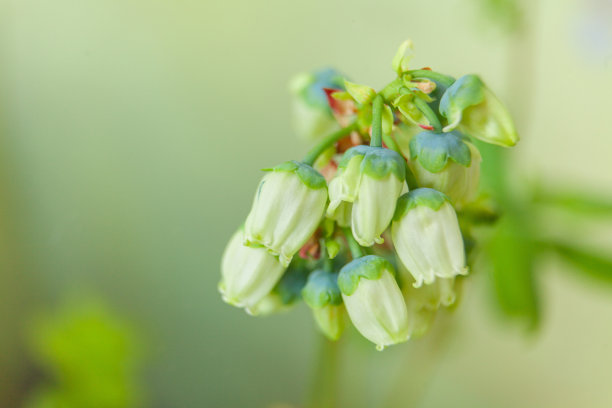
[409,130,481,208]
[289,68,345,141]
[245,161,328,267]
[302,269,346,340]
[392,189,468,287]
[219,229,286,309]
[440,74,518,147]
[327,146,406,247]
[338,255,409,350]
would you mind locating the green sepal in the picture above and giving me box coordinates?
[439,74,485,129]
[344,80,376,105]
[391,40,414,74]
[302,269,342,308]
[325,238,340,259]
[393,188,451,221]
[382,104,394,135]
[339,146,406,181]
[361,147,406,180]
[331,91,353,100]
[265,160,327,189]
[409,130,471,173]
[273,258,310,305]
[337,145,369,168]
[338,255,395,296]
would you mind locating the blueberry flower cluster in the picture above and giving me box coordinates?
[219,41,518,350]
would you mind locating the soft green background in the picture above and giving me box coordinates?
[1,0,612,407]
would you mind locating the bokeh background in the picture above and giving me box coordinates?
[2,0,612,407]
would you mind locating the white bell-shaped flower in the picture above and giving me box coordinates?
[245,161,328,267]
[410,141,481,209]
[327,146,406,247]
[338,255,409,350]
[391,188,468,287]
[219,229,286,309]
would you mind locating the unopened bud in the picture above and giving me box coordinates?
[440,74,518,147]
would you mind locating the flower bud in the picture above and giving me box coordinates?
[302,269,346,340]
[338,255,409,350]
[440,74,518,147]
[391,189,468,287]
[289,68,345,141]
[219,229,286,309]
[409,132,481,208]
[327,146,406,247]
[245,161,328,267]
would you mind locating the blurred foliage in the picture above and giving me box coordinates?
[478,0,524,33]
[24,298,144,408]
[542,242,612,285]
[475,139,612,329]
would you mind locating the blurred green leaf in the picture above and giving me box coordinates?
[484,214,539,329]
[25,298,144,408]
[478,0,523,33]
[532,190,612,218]
[541,241,612,284]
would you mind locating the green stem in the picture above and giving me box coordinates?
[413,97,442,132]
[342,227,364,259]
[319,238,333,272]
[408,69,455,88]
[306,336,340,408]
[302,122,358,166]
[370,95,384,147]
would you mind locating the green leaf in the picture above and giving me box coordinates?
[409,130,471,173]
[532,189,612,218]
[541,241,612,285]
[484,214,539,329]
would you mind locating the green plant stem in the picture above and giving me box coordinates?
[302,123,357,166]
[342,227,364,259]
[413,97,441,131]
[306,336,340,408]
[370,95,384,147]
[408,69,455,88]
